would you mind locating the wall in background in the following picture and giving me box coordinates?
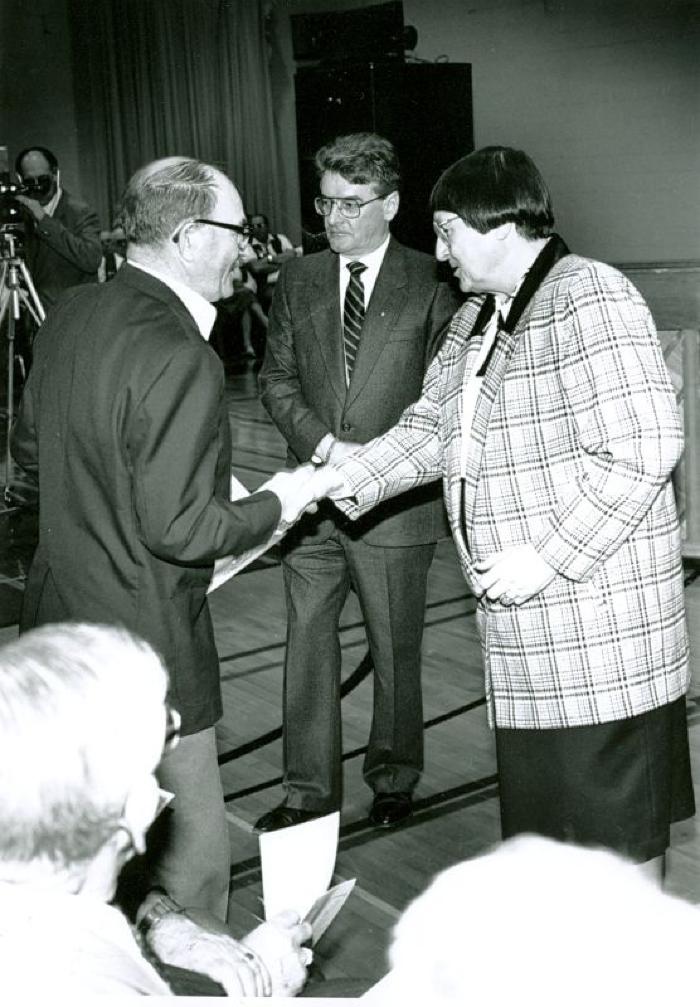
[3,0,698,260]
[280,0,700,263]
[2,0,85,205]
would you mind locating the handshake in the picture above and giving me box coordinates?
[259,461,350,533]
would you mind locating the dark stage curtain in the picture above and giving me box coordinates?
[68,0,300,237]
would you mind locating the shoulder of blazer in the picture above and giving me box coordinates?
[280,247,336,281]
[114,264,203,331]
[384,236,443,285]
[53,189,94,221]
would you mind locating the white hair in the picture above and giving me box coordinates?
[381,835,700,1006]
[0,623,168,867]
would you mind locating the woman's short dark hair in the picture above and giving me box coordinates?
[315,132,401,195]
[430,146,554,239]
[118,157,219,246]
[15,146,59,175]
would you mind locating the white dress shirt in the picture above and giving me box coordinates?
[338,232,391,319]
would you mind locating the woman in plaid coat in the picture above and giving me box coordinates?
[324,147,694,878]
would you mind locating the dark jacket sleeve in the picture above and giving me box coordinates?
[32,199,102,274]
[130,341,281,565]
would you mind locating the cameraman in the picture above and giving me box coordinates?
[14,146,101,310]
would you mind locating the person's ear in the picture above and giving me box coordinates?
[383,191,400,222]
[175,221,208,265]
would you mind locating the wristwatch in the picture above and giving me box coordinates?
[137,886,187,936]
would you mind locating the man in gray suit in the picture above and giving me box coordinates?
[257,133,461,831]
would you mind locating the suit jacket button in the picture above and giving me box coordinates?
[341,422,351,432]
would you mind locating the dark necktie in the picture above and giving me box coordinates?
[104,251,117,281]
[343,260,367,383]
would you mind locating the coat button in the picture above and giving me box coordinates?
[341,422,351,432]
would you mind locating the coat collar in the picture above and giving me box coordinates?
[460,234,570,539]
[309,237,409,408]
[114,263,203,338]
[501,233,570,334]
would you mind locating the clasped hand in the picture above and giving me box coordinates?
[260,462,351,532]
[474,543,556,606]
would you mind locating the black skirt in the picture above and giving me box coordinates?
[495,695,695,862]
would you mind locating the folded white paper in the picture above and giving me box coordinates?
[259,812,355,944]
[207,473,281,593]
[259,811,340,921]
[303,877,356,945]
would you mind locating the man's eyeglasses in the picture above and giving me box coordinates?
[314,195,386,219]
[172,218,252,247]
[433,215,462,243]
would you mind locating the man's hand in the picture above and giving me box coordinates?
[327,439,362,464]
[311,463,354,501]
[474,543,557,606]
[242,909,313,998]
[146,911,273,997]
[15,194,45,221]
[260,463,326,528]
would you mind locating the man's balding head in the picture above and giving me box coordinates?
[120,156,226,247]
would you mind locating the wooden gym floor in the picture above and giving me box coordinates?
[2,360,700,993]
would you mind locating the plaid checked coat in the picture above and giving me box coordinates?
[338,236,690,729]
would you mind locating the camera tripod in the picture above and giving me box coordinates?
[0,228,44,505]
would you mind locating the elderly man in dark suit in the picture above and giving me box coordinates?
[11,156,322,920]
[14,146,102,310]
[256,133,461,832]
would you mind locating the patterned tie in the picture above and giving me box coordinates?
[343,260,367,384]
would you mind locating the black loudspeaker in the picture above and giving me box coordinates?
[291,1,406,64]
[295,62,473,253]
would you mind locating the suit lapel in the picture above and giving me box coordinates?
[309,251,347,404]
[461,235,571,530]
[344,239,407,409]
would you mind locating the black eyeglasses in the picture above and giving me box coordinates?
[314,195,386,219]
[172,218,251,246]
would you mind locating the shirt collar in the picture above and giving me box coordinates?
[127,260,216,340]
[339,231,391,271]
[44,185,62,218]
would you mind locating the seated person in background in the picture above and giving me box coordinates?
[213,258,268,362]
[247,211,298,311]
[98,223,127,282]
[368,835,700,1005]
[0,622,311,998]
[14,145,102,311]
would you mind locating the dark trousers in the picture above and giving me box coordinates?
[280,529,435,810]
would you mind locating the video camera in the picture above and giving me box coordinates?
[0,175,50,231]
[0,145,52,233]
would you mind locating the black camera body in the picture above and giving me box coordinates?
[0,174,49,229]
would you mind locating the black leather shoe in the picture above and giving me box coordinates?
[253,805,322,833]
[368,792,413,828]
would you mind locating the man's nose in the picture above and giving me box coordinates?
[327,202,344,224]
